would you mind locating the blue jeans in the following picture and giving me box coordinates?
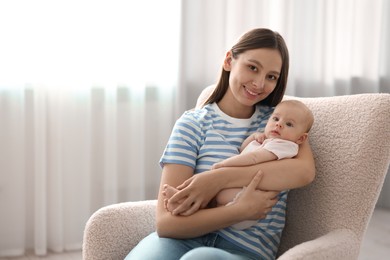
[124,232,258,260]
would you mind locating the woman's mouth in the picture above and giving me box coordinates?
[244,86,259,96]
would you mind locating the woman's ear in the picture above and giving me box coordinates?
[223,51,233,71]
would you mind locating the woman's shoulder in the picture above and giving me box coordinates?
[173,105,214,140]
[179,104,214,124]
[255,104,275,118]
[256,103,275,113]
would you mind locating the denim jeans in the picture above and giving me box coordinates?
[124,232,258,260]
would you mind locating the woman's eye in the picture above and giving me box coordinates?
[268,75,278,81]
[249,65,257,72]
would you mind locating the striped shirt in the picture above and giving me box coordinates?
[160,102,287,259]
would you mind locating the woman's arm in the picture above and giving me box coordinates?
[169,140,315,215]
[157,164,278,238]
[224,140,315,190]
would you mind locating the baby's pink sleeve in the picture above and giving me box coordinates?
[262,139,299,159]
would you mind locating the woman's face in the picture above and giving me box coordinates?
[222,48,282,116]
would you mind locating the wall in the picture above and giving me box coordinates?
[377,167,390,209]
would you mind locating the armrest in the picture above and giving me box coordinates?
[277,229,360,260]
[82,200,157,260]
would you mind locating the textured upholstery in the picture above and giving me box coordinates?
[83,88,390,260]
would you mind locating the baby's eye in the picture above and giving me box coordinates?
[272,116,279,121]
[249,65,258,72]
[286,122,293,127]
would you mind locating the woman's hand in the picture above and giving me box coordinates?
[167,169,226,216]
[230,171,279,221]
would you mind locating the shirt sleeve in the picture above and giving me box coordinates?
[159,111,202,169]
[262,138,299,159]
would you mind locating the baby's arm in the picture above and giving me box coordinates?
[213,148,278,169]
[240,132,266,152]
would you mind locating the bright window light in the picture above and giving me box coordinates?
[0,0,181,88]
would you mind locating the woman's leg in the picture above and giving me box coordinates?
[124,232,202,260]
[180,247,250,260]
[125,232,257,260]
[181,233,257,260]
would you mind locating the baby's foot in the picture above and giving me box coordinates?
[162,184,181,213]
[163,184,179,199]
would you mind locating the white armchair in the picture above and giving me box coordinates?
[83,88,390,260]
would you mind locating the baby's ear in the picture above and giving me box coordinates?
[296,133,308,145]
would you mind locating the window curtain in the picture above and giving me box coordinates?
[0,0,180,257]
[179,0,390,208]
[0,86,175,256]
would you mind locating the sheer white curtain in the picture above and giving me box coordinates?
[0,0,180,257]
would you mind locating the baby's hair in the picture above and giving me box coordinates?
[277,100,314,132]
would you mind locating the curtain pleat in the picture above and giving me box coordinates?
[0,89,26,256]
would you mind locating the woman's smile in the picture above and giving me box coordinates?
[243,85,260,96]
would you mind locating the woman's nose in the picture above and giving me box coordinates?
[252,78,265,89]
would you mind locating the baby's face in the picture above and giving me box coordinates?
[264,103,308,143]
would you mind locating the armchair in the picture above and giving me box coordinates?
[83,87,390,260]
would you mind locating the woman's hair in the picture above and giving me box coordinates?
[204,28,289,107]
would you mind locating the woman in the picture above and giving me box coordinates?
[125,28,315,260]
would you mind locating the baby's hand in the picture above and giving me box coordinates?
[211,162,223,170]
[254,133,266,144]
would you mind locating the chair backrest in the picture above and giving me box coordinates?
[277,94,390,255]
[196,86,390,255]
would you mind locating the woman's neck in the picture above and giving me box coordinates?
[217,98,255,119]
